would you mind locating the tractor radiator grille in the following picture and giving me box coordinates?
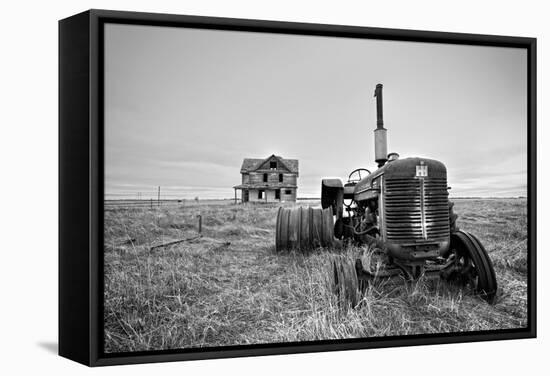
[384,177,449,243]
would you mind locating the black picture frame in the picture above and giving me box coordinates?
[59,9,537,367]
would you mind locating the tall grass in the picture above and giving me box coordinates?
[103,199,528,352]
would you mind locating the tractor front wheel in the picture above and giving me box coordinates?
[331,255,359,308]
[448,230,498,304]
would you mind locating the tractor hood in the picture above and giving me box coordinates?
[354,157,447,198]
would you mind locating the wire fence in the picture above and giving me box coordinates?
[104,198,236,210]
[104,192,321,210]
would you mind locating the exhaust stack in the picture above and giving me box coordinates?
[374,84,388,168]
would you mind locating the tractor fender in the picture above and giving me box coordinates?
[321,179,344,219]
[321,179,343,189]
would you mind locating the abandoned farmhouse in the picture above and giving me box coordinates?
[234,155,299,203]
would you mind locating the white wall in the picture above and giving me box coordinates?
[1,1,547,376]
[247,188,264,202]
[245,189,288,202]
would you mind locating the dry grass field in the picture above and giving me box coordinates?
[103,198,528,353]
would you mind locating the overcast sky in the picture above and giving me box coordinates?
[104,23,527,199]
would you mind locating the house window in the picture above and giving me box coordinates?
[275,189,281,200]
[263,173,268,182]
[258,190,264,199]
[285,190,292,195]
[270,161,277,169]
[279,174,283,182]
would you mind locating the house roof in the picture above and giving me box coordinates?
[240,158,264,172]
[240,155,299,174]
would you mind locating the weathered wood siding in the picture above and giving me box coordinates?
[282,174,297,185]
[248,172,297,185]
[281,188,296,202]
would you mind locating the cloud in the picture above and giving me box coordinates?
[104,25,527,199]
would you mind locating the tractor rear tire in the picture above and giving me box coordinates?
[450,230,498,304]
[331,255,359,308]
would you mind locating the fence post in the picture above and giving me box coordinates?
[198,215,202,235]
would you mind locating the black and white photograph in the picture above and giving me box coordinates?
[3,0,549,374]
[102,22,529,353]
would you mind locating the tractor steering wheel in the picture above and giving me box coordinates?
[347,168,371,184]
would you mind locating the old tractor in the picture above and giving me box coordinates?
[275,84,497,305]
